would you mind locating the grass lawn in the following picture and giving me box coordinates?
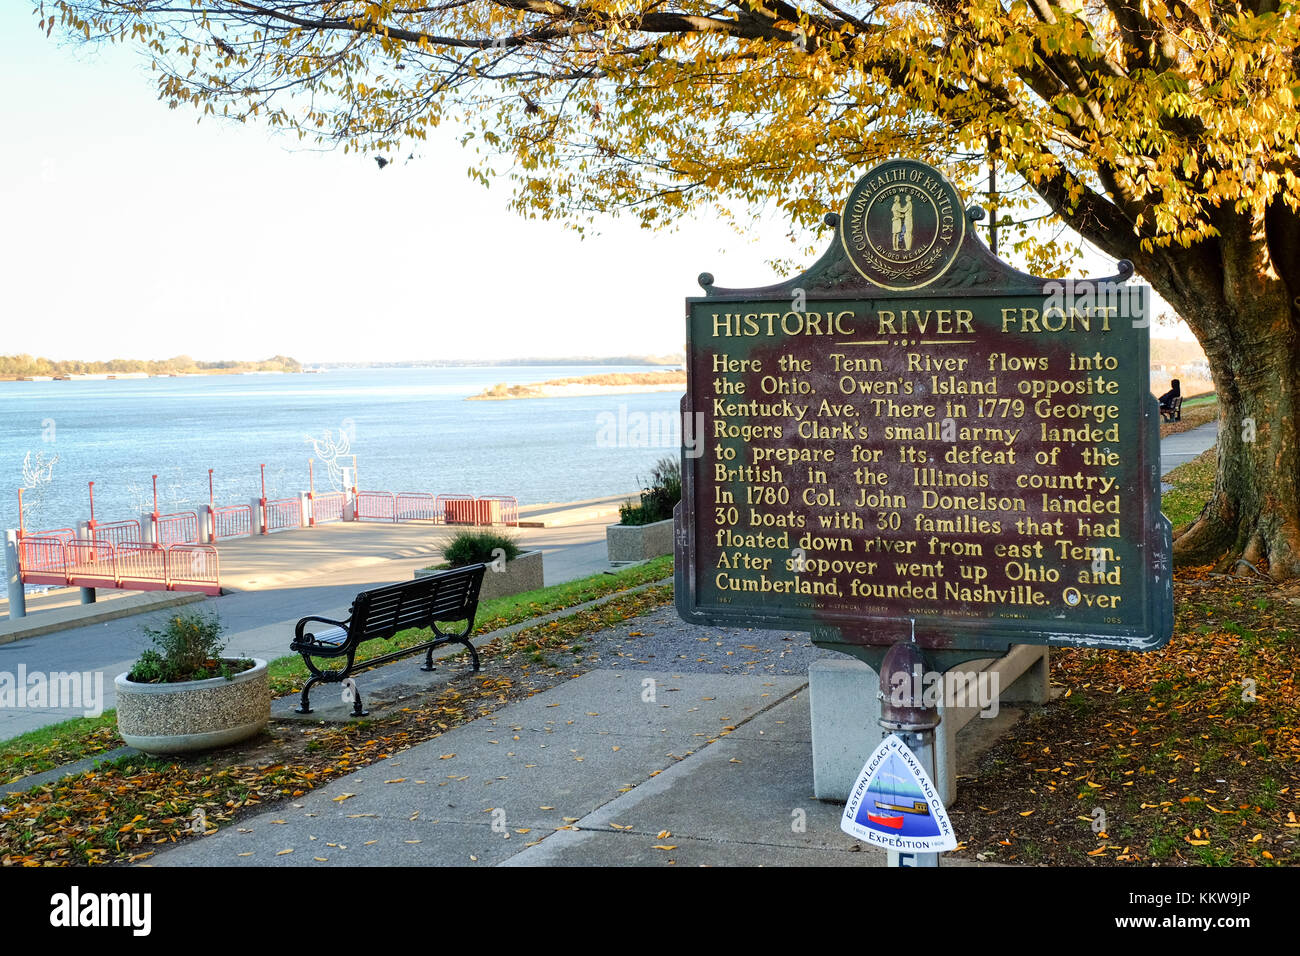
[0,715,121,785]
[1161,447,1216,530]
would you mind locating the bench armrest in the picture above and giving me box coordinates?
[295,615,351,641]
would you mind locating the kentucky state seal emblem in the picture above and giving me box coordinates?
[839,159,966,291]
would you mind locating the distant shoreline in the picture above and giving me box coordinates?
[467,370,686,401]
[0,369,299,382]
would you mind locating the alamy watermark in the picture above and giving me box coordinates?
[887,664,1000,718]
[1041,279,1149,329]
[49,886,151,936]
[304,418,356,492]
[0,666,105,718]
[596,405,704,458]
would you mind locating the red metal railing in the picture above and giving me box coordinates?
[213,504,253,539]
[17,479,517,588]
[154,511,199,546]
[395,492,438,521]
[312,492,346,524]
[167,544,220,595]
[22,527,75,548]
[437,494,478,524]
[264,497,302,533]
[476,494,520,527]
[65,539,118,589]
[16,532,74,585]
[356,491,396,522]
[93,519,141,549]
[117,541,168,591]
[16,537,219,595]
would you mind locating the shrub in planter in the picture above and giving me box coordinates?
[440,529,522,568]
[425,529,541,600]
[116,609,269,755]
[128,609,252,683]
[619,457,681,526]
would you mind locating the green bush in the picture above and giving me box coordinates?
[440,529,522,568]
[127,608,252,683]
[620,456,682,525]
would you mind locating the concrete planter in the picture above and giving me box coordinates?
[115,659,270,756]
[416,550,544,602]
[607,517,675,564]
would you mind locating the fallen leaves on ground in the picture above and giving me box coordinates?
[0,584,675,866]
[949,568,1299,866]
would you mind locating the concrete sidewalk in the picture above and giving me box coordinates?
[1161,420,1217,476]
[150,671,863,867]
[146,663,1004,868]
[125,598,1022,869]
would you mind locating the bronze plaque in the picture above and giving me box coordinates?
[675,159,1173,657]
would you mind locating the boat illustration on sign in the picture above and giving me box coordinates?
[867,796,931,830]
[857,753,936,834]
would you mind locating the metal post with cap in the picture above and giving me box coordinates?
[878,640,942,867]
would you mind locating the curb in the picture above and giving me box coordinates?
[0,591,207,646]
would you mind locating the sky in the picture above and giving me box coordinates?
[0,5,1190,365]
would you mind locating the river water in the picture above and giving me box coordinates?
[0,366,684,575]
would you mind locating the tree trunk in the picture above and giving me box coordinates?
[1173,335,1300,579]
[1162,213,1300,580]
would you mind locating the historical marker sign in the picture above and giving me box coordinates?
[675,159,1173,657]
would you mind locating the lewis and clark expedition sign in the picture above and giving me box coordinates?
[674,159,1174,658]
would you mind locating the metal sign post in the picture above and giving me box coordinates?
[878,641,941,867]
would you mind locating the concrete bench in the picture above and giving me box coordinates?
[810,644,1050,806]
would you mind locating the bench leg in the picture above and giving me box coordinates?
[296,673,370,717]
[421,640,480,673]
[296,674,322,715]
[349,682,368,717]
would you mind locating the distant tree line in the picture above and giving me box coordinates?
[0,354,302,378]
[317,355,683,369]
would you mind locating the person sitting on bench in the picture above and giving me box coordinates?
[1164,377,1185,421]
[1158,379,1180,411]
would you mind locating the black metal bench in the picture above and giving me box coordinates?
[1160,395,1183,423]
[290,564,486,716]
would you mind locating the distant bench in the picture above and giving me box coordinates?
[290,564,486,716]
[1160,395,1183,423]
